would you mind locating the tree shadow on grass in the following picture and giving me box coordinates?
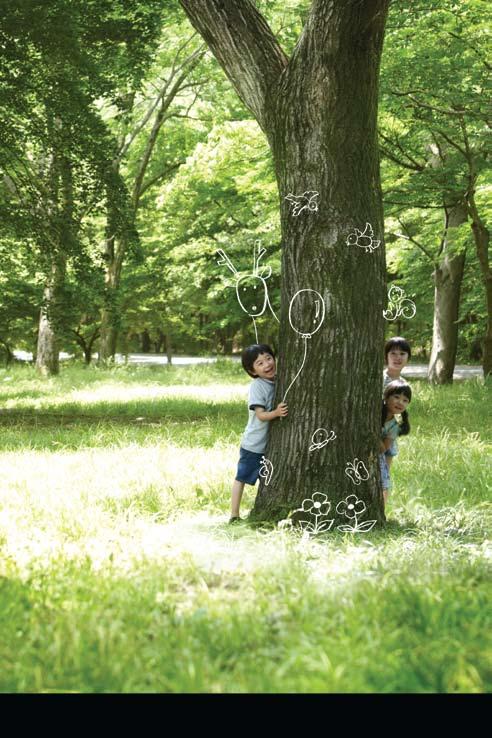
[0,397,243,452]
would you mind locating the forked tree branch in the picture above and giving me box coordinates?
[179,0,288,133]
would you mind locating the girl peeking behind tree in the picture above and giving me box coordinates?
[380,380,412,506]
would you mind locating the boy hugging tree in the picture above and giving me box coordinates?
[229,344,288,523]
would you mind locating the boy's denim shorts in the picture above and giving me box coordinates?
[379,453,392,491]
[236,446,264,486]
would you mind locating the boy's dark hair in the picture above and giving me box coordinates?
[241,344,275,377]
[384,336,412,363]
[382,380,412,436]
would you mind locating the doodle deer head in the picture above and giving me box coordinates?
[216,242,274,318]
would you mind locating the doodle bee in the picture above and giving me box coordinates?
[284,190,319,217]
[346,222,380,253]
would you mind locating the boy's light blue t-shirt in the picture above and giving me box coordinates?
[241,377,275,454]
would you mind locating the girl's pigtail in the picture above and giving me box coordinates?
[398,410,410,436]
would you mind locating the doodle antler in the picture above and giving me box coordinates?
[253,241,266,274]
[216,249,238,276]
[253,241,271,278]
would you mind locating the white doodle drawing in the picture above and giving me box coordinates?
[309,428,337,452]
[293,492,335,535]
[284,191,319,217]
[216,241,279,342]
[259,455,274,486]
[344,458,370,486]
[336,494,376,533]
[282,289,326,403]
[346,222,380,253]
[383,285,416,321]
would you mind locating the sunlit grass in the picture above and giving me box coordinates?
[0,363,490,692]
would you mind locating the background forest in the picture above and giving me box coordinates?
[0,0,491,695]
[0,0,490,376]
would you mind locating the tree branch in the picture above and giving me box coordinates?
[393,218,436,263]
[390,90,468,117]
[179,0,288,133]
[445,30,491,72]
[139,162,184,198]
[132,52,204,208]
[434,128,467,158]
[379,131,425,171]
[119,46,205,162]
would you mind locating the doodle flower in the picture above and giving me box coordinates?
[299,492,331,516]
[336,495,366,519]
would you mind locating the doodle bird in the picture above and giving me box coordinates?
[346,222,380,253]
[284,191,319,217]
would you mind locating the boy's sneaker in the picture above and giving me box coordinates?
[228,516,242,524]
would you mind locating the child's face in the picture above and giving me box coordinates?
[386,393,410,415]
[252,352,276,380]
[386,348,409,372]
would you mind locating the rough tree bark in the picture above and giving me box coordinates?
[180,0,389,524]
[428,203,467,384]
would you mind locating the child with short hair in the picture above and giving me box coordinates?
[383,336,411,388]
[380,379,411,506]
[229,344,288,523]
[383,336,412,469]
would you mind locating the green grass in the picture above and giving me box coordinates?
[0,362,491,693]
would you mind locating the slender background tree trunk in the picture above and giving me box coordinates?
[467,194,492,378]
[428,203,467,384]
[36,125,73,377]
[99,229,125,362]
[36,256,66,376]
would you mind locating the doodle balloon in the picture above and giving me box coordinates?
[288,289,326,338]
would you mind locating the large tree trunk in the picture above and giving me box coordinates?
[181,0,390,526]
[428,204,467,384]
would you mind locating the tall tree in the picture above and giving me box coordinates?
[179,0,390,524]
[0,0,163,374]
[392,203,468,383]
[98,29,204,361]
[379,0,491,378]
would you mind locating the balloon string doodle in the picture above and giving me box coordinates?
[282,289,327,404]
[282,336,308,403]
[269,298,280,323]
[252,317,258,344]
